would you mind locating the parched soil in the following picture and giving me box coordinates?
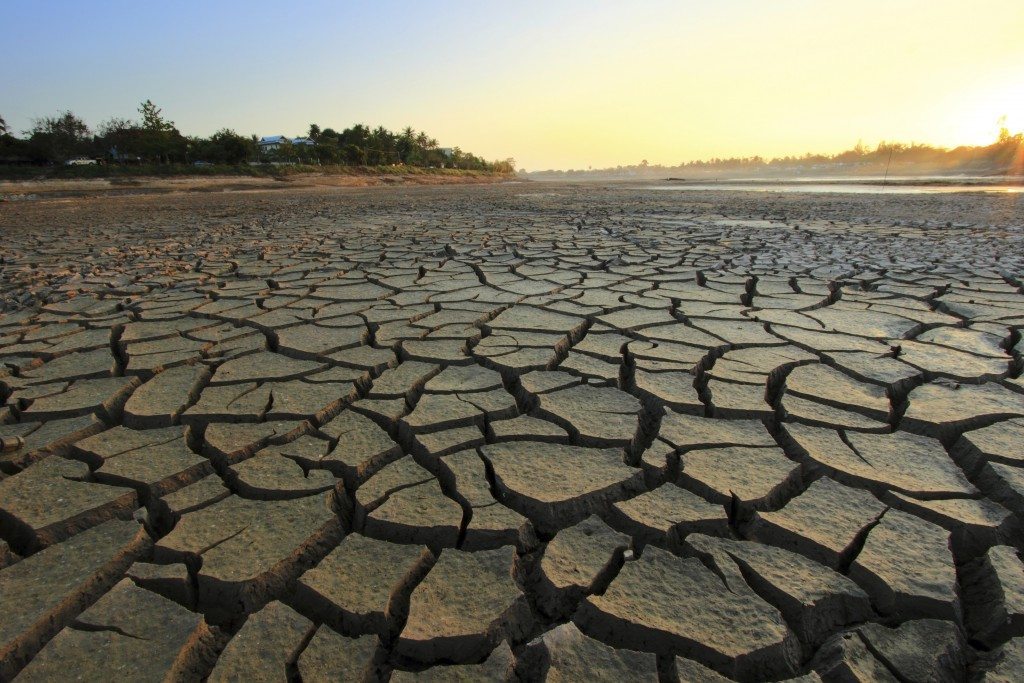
[0,183,1022,681]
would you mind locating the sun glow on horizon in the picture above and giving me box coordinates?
[2,0,1023,170]
[942,69,1024,149]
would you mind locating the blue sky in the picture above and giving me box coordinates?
[4,2,523,130]
[3,1,1023,169]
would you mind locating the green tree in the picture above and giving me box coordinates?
[272,138,295,163]
[97,117,143,161]
[492,157,516,173]
[397,126,415,164]
[137,100,184,163]
[343,143,365,165]
[207,129,254,164]
[139,99,174,133]
[0,113,32,164]
[28,111,91,162]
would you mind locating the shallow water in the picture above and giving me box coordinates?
[638,176,1024,194]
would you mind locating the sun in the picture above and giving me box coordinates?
[952,80,1024,146]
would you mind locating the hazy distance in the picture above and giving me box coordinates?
[2,0,1022,171]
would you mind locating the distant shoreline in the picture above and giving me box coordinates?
[0,162,511,181]
[657,175,1024,187]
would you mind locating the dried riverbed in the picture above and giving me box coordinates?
[0,183,1022,680]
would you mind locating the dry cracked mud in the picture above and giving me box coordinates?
[0,183,1022,681]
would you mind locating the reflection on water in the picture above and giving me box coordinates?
[634,176,1024,194]
[642,183,1024,194]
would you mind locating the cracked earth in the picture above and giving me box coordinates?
[0,184,1023,681]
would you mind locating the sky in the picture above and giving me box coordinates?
[3,0,1023,170]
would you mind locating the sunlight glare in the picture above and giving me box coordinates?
[954,81,1024,146]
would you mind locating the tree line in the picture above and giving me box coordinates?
[527,128,1024,178]
[669,131,1024,174]
[0,101,515,173]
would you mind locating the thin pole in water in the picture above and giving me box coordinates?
[882,146,894,188]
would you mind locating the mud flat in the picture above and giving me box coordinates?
[0,183,1022,680]
[0,170,513,202]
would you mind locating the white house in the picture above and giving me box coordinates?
[258,135,315,155]
[258,135,287,154]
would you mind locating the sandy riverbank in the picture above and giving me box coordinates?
[0,170,518,201]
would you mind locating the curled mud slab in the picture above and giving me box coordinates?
[0,183,1023,680]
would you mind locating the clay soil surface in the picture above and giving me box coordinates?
[0,182,1022,681]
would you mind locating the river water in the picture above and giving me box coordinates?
[639,175,1024,194]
